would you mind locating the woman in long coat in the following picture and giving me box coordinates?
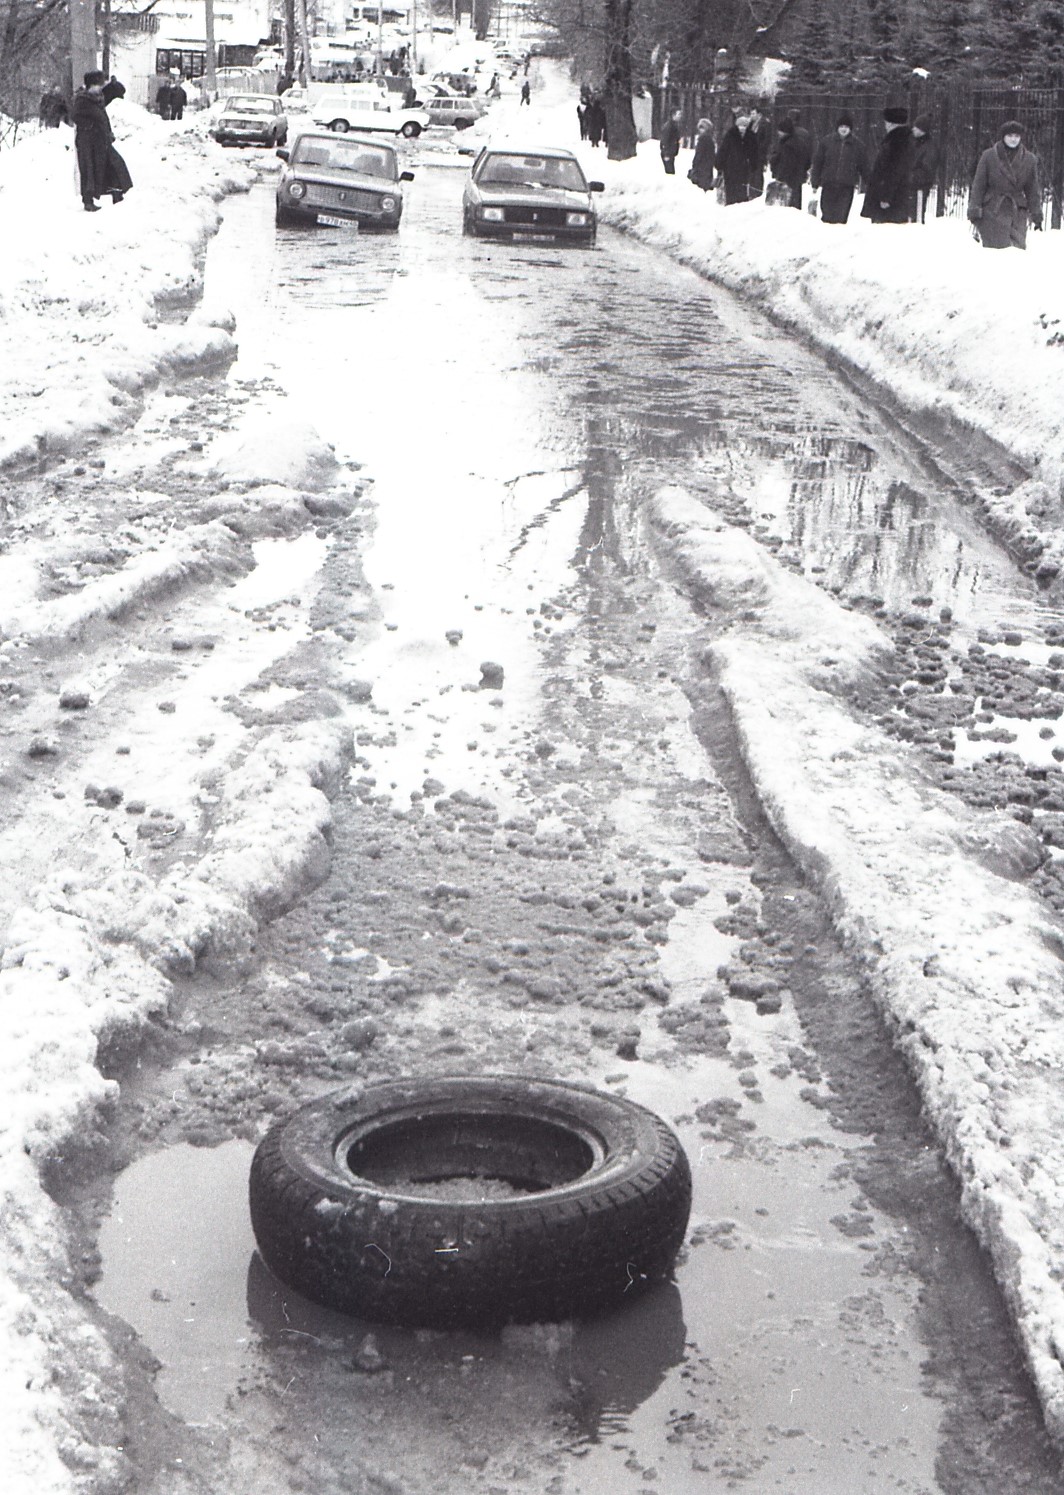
[715,113,760,205]
[687,118,716,191]
[72,69,132,211]
[860,106,912,224]
[968,120,1042,249]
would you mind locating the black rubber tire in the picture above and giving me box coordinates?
[249,1074,691,1329]
[400,121,421,138]
[328,119,349,133]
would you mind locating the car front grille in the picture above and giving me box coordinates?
[502,206,571,227]
[305,184,382,211]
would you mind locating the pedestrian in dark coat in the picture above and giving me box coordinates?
[169,77,188,120]
[968,120,1043,249]
[769,116,813,208]
[155,76,172,118]
[520,79,531,106]
[715,112,761,204]
[577,102,588,140]
[687,117,716,191]
[811,113,869,223]
[747,101,770,198]
[908,114,938,222]
[38,90,70,128]
[659,108,682,175]
[72,70,132,211]
[860,106,913,223]
[585,97,606,148]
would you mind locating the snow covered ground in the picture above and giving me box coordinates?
[5,52,1064,1487]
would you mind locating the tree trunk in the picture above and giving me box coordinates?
[604,0,636,160]
[68,0,96,96]
[281,0,296,91]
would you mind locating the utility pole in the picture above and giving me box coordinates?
[411,0,417,75]
[298,0,312,87]
[204,0,217,96]
[282,0,296,90]
[69,0,97,94]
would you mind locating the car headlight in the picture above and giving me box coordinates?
[380,196,397,211]
[566,212,589,227]
[287,181,307,199]
[480,206,504,221]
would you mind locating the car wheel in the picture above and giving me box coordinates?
[400,121,421,138]
[249,1074,692,1329]
[328,119,349,133]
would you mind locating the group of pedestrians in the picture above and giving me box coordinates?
[156,75,188,120]
[576,86,608,148]
[660,101,1043,250]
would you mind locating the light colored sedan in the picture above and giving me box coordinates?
[212,95,288,147]
[275,130,413,230]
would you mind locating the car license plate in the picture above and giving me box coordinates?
[511,231,555,242]
[317,214,358,228]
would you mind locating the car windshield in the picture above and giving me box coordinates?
[292,137,396,178]
[477,153,587,190]
[226,97,274,113]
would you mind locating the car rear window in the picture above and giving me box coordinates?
[292,137,396,178]
[477,154,587,190]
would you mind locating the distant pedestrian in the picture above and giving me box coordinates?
[810,113,869,223]
[72,69,132,212]
[769,115,812,208]
[968,120,1043,249]
[659,107,682,175]
[687,117,716,191]
[586,96,606,148]
[169,75,187,120]
[908,114,938,223]
[715,111,760,204]
[155,77,172,118]
[520,79,531,106]
[861,106,913,223]
[577,99,588,139]
[747,100,771,198]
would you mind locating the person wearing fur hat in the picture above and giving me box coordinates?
[715,110,762,204]
[968,121,1043,249]
[908,114,938,222]
[687,117,716,191]
[72,69,132,212]
[811,113,870,223]
[860,105,913,223]
[769,114,813,208]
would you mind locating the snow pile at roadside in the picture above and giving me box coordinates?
[591,147,1064,564]
[0,715,352,1492]
[652,483,1064,1439]
[0,107,252,470]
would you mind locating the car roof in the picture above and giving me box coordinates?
[478,145,580,160]
[291,129,396,151]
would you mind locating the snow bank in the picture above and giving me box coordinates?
[0,107,252,470]
[591,146,1064,567]
[0,717,352,1492]
[652,484,1064,1438]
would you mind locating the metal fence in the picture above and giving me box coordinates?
[653,80,1064,228]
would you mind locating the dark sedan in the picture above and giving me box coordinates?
[275,131,413,230]
[461,147,603,245]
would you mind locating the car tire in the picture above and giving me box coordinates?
[275,206,299,227]
[400,121,421,138]
[328,119,349,133]
[248,1074,692,1329]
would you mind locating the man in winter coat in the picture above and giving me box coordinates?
[687,117,716,191]
[659,108,682,175]
[715,111,761,205]
[860,106,913,224]
[72,69,133,211]
[747,101,770,198]
[769,115,813,209]
[169,76,188,120]
[908,115,938,222]
[811,113,869,223]
[968,120,1043,249]
[585,96,606,148]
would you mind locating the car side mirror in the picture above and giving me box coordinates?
[276,147,289,161]
[589,181,605,192]
[400,170,414,181]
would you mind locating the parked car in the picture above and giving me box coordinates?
[212,94,288,147]
[462,146,603,245]
[275,130,413,229]
[423,94,485,130]
[310,92,430,138]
